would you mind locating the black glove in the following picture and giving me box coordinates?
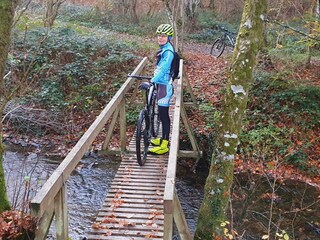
[138,82,150,90]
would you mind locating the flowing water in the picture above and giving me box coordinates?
[231,172,320,240]
[3,143,320,240]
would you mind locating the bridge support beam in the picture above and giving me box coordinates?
[183,71,197,105]
[174,189,192,240]
[102,108,119,150]
[54,185,68,240]
[32,205,54,240]
[180,103,201,157]
[119,98,127,153]
[164,204,173,240]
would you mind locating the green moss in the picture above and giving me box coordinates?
[210,197,222,216]
[0,0,15,214]
[0,140,11,212]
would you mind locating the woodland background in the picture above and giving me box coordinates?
[0,0,319,239]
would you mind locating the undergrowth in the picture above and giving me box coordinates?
[8,20,142,135]
[57,3,165,37]
[186,10,239,44]
[240,67,320,176]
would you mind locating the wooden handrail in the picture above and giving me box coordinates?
[30,57,148,239]
[163,60,191,240]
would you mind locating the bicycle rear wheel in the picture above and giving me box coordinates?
[136,109,149,166]
[210,38,226,58]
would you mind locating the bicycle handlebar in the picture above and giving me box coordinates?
[128,74,180,80]
[128,74,152,80]
[218,26,236,35]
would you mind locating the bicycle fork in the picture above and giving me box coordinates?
[143,85,156,144]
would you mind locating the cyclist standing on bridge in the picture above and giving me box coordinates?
[148,24,175,155]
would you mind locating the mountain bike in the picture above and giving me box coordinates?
[128,75,160,166]
[210,27,236,58]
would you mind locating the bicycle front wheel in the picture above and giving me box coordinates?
[150,95,160,137]
[210,38,226,58]
[136,109,149,166]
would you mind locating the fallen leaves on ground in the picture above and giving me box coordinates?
[0,211,37,239]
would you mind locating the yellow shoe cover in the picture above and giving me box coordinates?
[149,146,169,154]
[149,140,169,155]
[151,138,161,146]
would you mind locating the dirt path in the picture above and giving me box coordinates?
[182,41,229,106]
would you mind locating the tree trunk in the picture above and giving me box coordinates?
[209,0,215,10]
[44,0,65,29]
[162,0,181,50]
[0,133,10,212]
[194,0,267,238]
[184,0,200,30]
[0,0,17,213]
[306,0,320,65]
[129,0,139,23]
[115,0,129,17]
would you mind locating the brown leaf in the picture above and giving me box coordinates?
[92,223,101,229]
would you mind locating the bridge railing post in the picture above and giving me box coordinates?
[164,197,174,239]
[54,184,68,239]
[119,98,127,153]
[173,189,192,239]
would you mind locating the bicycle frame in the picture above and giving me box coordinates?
[226,34,235,48]
[221,30,236,48]
[128,74,160,165]
[129,74,157,124]
[210,28,237,58]
[128,74,157,115]
[147,84,156,111]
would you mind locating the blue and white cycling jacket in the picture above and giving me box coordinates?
[152,42,174,85]
[151,42,174,107]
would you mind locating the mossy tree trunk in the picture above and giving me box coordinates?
[0,133,10,213]
[194,0,267,238]
[0,0,17,213]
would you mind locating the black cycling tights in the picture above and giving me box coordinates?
[158,106,170,141]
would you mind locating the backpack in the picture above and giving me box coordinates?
[170,51,180,80]
[157,49,181,80]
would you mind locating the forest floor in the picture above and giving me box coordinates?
[182,42,320,191]
[3,38,320,191]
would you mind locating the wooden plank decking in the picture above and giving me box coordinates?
[87,110,174,240]
[87,154,168,239]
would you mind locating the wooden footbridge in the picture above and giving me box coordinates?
[30,57,202,239]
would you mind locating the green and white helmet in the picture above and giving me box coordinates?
[156,24,174,36]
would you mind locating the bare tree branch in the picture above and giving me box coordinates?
[13,0,32,27]
[265,17,320,41]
